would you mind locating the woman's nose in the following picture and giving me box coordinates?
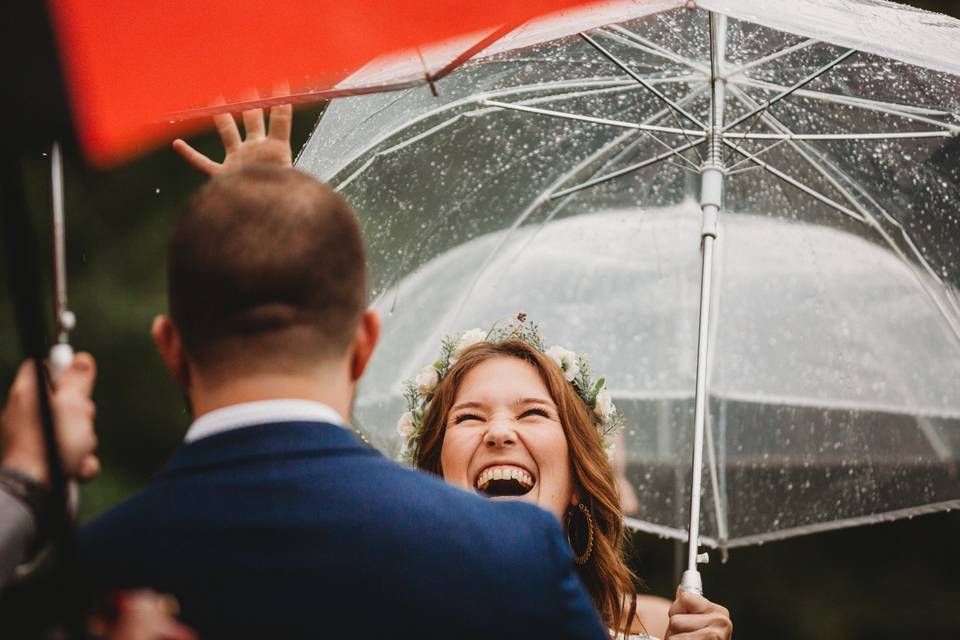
[484,418,517,448]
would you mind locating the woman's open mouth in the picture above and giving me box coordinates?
[474,465,535,498]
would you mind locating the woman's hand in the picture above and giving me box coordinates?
[88,590,197,640]
[663,588,732,640]
[1,354,99,484]
[173,100,293,176]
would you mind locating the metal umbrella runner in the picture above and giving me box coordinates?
[297,0,960,593]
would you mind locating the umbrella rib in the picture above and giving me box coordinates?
[482,99,705,136]
[730,77,960,132]
[333,78,670,189]
[581,31,708,145]
[338,80,702,193]
[724,131,956,141]
[725,137,790,171]
[723,38,819,80]
[637,118,704,171]
[540,85,709,201]
[368,86,667,308]
[622,519,721,548]
[723,49,858,132]
[722,48,857,164]
[666,159,701,174]
[722,140,866,224]
[440,87,712,326]
[723,164,762,176]
[428,23,521,83]
[726,84,960,340]
[729,84,960,322]
[718,499,960,549]
[550,137,707,200]
[605,25,710,75]
[582,31,706,163]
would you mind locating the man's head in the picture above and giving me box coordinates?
[152,166,378,405]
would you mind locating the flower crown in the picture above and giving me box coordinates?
[397,313,622,465]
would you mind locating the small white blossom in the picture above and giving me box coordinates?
[452,328,487,358]
[415,365,439,396]
[397,411,416,440]
[545,345,580,382]
[603,437,616,460]
[593,387,616,423]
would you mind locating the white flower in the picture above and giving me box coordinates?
[452,328,487,358]
[397,411,416,440]
[593,387,616,423]
[415,365,439,396]
[545,345,580,382]
[603,437,616,461]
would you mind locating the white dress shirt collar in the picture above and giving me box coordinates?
[184,399,346,443]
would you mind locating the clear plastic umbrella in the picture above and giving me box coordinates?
[297,0,960,592]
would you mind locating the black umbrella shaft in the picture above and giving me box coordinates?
[0,152,83,635]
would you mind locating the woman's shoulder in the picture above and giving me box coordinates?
[621,592,671,640]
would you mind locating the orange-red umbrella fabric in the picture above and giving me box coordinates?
[48,0,601,166]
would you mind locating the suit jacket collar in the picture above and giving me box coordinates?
[184,399,346,443]
[159,421,375,480]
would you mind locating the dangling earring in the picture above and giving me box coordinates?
[566,502,595,565]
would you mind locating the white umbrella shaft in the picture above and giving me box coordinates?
[49,142,75,382]
[682,11,727,596]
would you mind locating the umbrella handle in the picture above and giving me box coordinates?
[47,343,81,516]
[48,342,74,384]
[680,568,703,596]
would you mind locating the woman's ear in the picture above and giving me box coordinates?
[570,485,582,508]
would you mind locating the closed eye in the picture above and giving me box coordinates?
[519,408,550,419]
[453,413,484,424]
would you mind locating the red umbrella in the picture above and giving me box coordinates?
[48,0,604,166]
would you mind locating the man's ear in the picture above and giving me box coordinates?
[349,308,381,382]
[151,315,190,391]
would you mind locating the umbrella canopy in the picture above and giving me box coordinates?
[333,205,960,550]
[46,0,605,165]
[297,0,960,556]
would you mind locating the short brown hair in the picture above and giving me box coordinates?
[415,341,640,635]
[167,166,366,378]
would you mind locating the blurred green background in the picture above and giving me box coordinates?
[1,1,958,637]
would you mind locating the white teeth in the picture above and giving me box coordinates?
[475,465,534,491]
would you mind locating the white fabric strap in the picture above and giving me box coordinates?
[184,399,346,443]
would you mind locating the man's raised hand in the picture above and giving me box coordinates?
[173,101,293,176]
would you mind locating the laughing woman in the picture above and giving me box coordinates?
[399,317,732,640]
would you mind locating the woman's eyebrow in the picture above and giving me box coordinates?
[515,397,555,408]
[450,401,484,411]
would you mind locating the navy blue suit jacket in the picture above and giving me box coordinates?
[80,421,606,639]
